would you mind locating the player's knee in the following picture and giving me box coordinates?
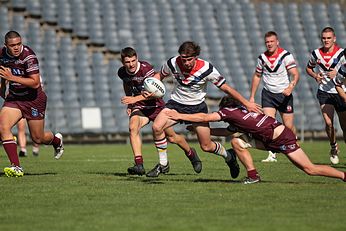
[325,122,334,130]
[231,138,243,151]
[128,125,140,135]
[152,123,162,134]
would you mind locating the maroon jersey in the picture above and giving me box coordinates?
[117,60,164,109]
[0,45,41,101]
[217,105,281,143]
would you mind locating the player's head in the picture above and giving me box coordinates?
[178,41,200,71]
[219,96,241,109]
[4,30,22,57]
[264,31,279,54]
[320,27,336,50]
[120,47,139,74]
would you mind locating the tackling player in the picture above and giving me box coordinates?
[165,96,346,184]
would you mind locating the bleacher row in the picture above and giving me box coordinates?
[0,0,345,134]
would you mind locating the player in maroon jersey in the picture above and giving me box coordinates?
[118,47,201,176]
[0,31,64,177]
[165,96,346,184]
[306,27,346,165]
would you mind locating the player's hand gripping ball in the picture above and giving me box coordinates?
[143,77,166,98]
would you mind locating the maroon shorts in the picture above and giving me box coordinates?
[3,89,47,120]
[264,127,300,155]
[131,106,163,122]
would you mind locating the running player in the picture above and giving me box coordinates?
[250,31,299,163]
[118,47,201,176]
[306,27,346,165]
[165,96,346,184]
[147,41,261,178]
[0,31,64,177]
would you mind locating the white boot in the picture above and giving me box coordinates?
[261,151,277,162]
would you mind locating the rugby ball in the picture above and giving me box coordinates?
[143,77,166,98]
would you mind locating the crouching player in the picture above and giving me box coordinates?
[166,96,346,184]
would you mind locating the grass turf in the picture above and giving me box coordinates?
[0,141,345,231]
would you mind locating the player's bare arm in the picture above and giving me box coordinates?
[166,110,221,123]
[0,66,40,88]
[282,67,299,96]
[306,66,323,84]
[249,72,261,102]
[220,83,262,114]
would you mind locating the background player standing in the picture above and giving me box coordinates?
[250,31,299,163]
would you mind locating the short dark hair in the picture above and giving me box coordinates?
[264,31,278,39]
[321,27,335,36]
[4,30,21,44]
[219,96,241,108]
[178,41,200,57]
[120,47,137,61]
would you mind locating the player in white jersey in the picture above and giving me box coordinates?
[250,31,300,163]
[306,27,346,165]
[146,41,262,178]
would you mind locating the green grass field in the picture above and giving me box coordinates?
[0,141,345,231]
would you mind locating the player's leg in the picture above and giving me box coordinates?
[262,107,278,162]
[17,118,27,157]
[0,107,24,177]
[337,110,346,143]
[286,148,345,181]
[147,108,176,177]
[230,137,261,184]
[165,126,202,173]
[26,119,64,159]
[195,123,240,178]
[127,113,149,175]
[321,104,339,164]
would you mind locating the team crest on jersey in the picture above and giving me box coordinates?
[286,105,292,112]
[31,107,39,117]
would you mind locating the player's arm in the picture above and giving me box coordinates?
[220,83,262,114]
[0,66,40,88]
[166,110,222,123]
[306,65,323,84]
[282,67,299,96]
[249,71,261,103]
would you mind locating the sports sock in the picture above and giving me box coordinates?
[247,169,259,179]
[20,147,27,153]
[212,141,227,158]
[155,138,168,166]
[185,148,195,161]
[50,134,61,148]
[330,142,338,150]
[32,146,39,153]
[135,155,143,165]
[3,139,20,166]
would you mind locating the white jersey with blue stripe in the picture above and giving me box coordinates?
[161,56,226,105]
[307,46,346,93]
[256,48,297,94]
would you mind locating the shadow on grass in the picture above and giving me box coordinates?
[0,172,57,177]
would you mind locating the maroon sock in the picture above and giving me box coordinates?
[3,139,20,166]
[50,135,61,148]
[343,172,346,182]
[185,149,195,161]
[135,156,143,165]
[247,169,259,179]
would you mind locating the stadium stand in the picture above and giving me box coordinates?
[1,0,345,141]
